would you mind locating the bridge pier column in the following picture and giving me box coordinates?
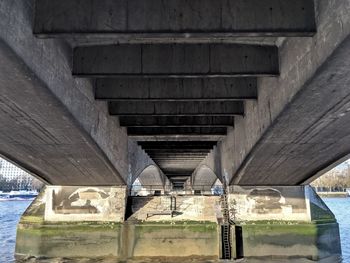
[227,185,342,261]
[15,185,128,259]
[15,186,221,260]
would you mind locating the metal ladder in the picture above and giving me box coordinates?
[220,194,230,224]
[220,194,232,259]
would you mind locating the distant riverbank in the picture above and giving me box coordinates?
[317,192,349,198]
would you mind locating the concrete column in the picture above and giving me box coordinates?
[16,185,342,261]
[227,185,342,261]
[16,185,128,259]
[16,186,221,259]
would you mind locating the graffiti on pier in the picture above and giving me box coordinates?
[44,186,127,222]
[228,186,309,221]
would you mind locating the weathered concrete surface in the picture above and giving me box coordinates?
[191,165,218,191]
[15,188,122,258]
[44,186,127,222]
[16,185,341,260]
[219,0,350,185]
[135,165,165,188]
[73,44,279,77]
[0,0,144,184]
[194,144,223,185]
[109,101,244,116]
[127,127,227,136]
[34,0,316,37]
[237,222,341,260]
[0,38,125,185]
[16,188,220,259]
[119,116,234,127]
[128,140,163,186]
[124,223,219,258]
[128,195,220,222]
[227,186,341,260]
[95,78,257,101]
[138,141,216,183]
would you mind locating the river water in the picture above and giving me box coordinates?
[0,198,349,263]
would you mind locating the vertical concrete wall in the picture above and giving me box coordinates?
[16,187,221,259]
[16,185,341,260]
[44,186,127,222]
[16,187,124,258]
[227,185,342,260]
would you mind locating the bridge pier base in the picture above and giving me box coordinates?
[227,185,342,261]
[15,185,341,261]
[15,185,128,259]
[15,186,220,260]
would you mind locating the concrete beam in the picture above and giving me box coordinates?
[0,0,130,186]
[127,127,227,136]
[146,150,211,154]
[151,158,209,160]
[73,44,279,77]
[120,116,234,127]
[0,38,126,186]
[109,101,244,116]
[150,152,209,155]
[139,141,217,150]
[95,78,257,101]
[152,157,206,160]
[34,0,316,37]
[219,0,350,186]
[130,135,226,141]
[233,35,350,185]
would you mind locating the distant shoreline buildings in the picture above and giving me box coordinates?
[0,157,43,191]
[0,158,32,182]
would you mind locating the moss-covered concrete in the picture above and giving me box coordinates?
[126,222,219,258]
[16,222,122,258]
[16,218,219,259]
[233,221,341,260]
[15,186,342,260]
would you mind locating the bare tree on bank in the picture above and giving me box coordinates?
[311,160,350,192]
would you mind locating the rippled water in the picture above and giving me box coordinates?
[0,201,31,263]
[0,198,349,263]
[323,198,350,262]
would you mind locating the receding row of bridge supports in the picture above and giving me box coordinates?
[16,185,341,261]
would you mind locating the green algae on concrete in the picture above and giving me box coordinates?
[234,221,341,260]
[128,222,220,258]
[16,222,122,258]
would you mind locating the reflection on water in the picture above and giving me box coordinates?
[323,198,350,262]
[0,199,348,263]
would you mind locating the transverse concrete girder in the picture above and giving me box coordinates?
[127,127,227,136]
[109,101,244,116]
[130,135,226,141]
[34,0,316,38]
[138,141,217,150]
[95,78,257,101]
[120,116,234,127]
[73,44,279,77]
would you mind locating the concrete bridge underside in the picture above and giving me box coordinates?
[1,0,350,188]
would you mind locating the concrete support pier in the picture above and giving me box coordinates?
[227,186,342,260]
[16,185,341,261]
